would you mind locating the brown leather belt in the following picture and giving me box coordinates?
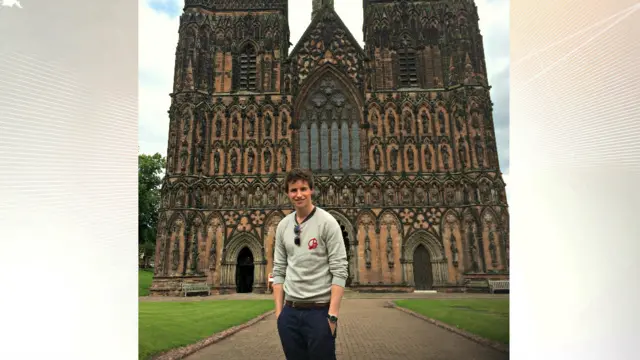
[285,300,330,309]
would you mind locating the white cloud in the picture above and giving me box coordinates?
[138,1,510,167]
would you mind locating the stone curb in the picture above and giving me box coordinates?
[385,301,509,354]
[151,310,276,360]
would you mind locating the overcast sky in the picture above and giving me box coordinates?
[139,0,510,184]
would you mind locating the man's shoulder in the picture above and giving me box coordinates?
[314,207,340,227]
[276,212,295,230]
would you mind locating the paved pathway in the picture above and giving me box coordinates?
[183,298,509,360]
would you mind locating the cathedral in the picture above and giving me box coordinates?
[150,0,510,296]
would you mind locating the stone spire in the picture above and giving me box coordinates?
[312,0,334,19]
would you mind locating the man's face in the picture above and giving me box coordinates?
[286,179,313,209]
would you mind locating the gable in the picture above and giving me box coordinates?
[287,7,366,91]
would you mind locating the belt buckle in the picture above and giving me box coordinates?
[292,301,303,308]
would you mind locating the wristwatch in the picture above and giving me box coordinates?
[327,314,338,324]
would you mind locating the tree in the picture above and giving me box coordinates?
[139,152,165,268]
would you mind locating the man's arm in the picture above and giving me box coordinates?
[272,221,287,318]
[324,218,349,318]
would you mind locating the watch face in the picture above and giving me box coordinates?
[328,315,338,323]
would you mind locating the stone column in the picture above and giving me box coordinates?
[405,261,414,286]
[351,242,360,284]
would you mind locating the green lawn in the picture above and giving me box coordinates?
[139,269,154,296]
[139,300,274,360]
[394,299,509,344]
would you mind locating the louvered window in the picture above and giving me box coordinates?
[238,44,257,91]
[398,48,418,88]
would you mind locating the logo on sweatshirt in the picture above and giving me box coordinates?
[308,238,318,250]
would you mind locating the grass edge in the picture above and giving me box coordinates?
[388,300,509,354]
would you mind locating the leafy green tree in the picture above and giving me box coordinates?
[139,152,165,268]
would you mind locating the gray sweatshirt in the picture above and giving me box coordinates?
[272,206,349,302]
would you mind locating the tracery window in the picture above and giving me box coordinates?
[298,76,361,172]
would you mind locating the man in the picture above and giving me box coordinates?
[267,272,274,294]
[272,168,349,360]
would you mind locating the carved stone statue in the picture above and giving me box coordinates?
[176,188,185,207]
[445,185,455,205]
[239,188,248,207]
[327,185,335,205]
[180,147,188,169]
[195,144,204,170]
[268,187,278,205]
[171,236,180,271]
[370,113,378,135]
[425,145,432,170]
[232,117,239,137]
[230,151,238,173]
[191,187,202,208]
[189,231,200,274]
[467,224,479,272]
[438,111,445,134]
[475,134,484,167]
[385,186,395,205]
[264,150,272,171]
[440,144,449,170]
[450,233,459,266]
[458,137,466,169]
[209,189,218,208]
[429,185,439,205]
[213,150,220,174]
[341,185,351,206]
[224,188,234,207]
[415,186,425,205]
[388,112,395,134]
[407,149,414,170]
[265,113,272,137]
[356,185,365,205]
[247,151,255,173]
[489,231,497,266]
[182,111,191,135]
[401,185,412,205]
[421,111,429,134]
[364,233,372,268]
[373,146,381,170]
[281,115,287,137]
[254,187,264,207]
[280,150,287,171]
[403,110,412,134]
[248,114,256,136]
[390,148,398,171]
[370,186,380,204]
[215,116,222,137]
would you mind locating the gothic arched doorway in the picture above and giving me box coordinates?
[236,247,254,293]
[413,245,433,290]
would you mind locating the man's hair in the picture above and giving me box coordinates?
[283,168,314,193]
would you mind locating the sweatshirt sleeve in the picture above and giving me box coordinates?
[324,216,349,287]
[272,219,287,284]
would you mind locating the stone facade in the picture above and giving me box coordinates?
[150,0,509,296]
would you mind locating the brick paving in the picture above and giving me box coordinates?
[182,298,509,360]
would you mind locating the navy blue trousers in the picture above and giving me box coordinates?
[276,304,337,360]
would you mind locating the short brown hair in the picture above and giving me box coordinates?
[283,168,314,193]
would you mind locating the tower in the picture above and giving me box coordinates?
[150,0,509,296]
